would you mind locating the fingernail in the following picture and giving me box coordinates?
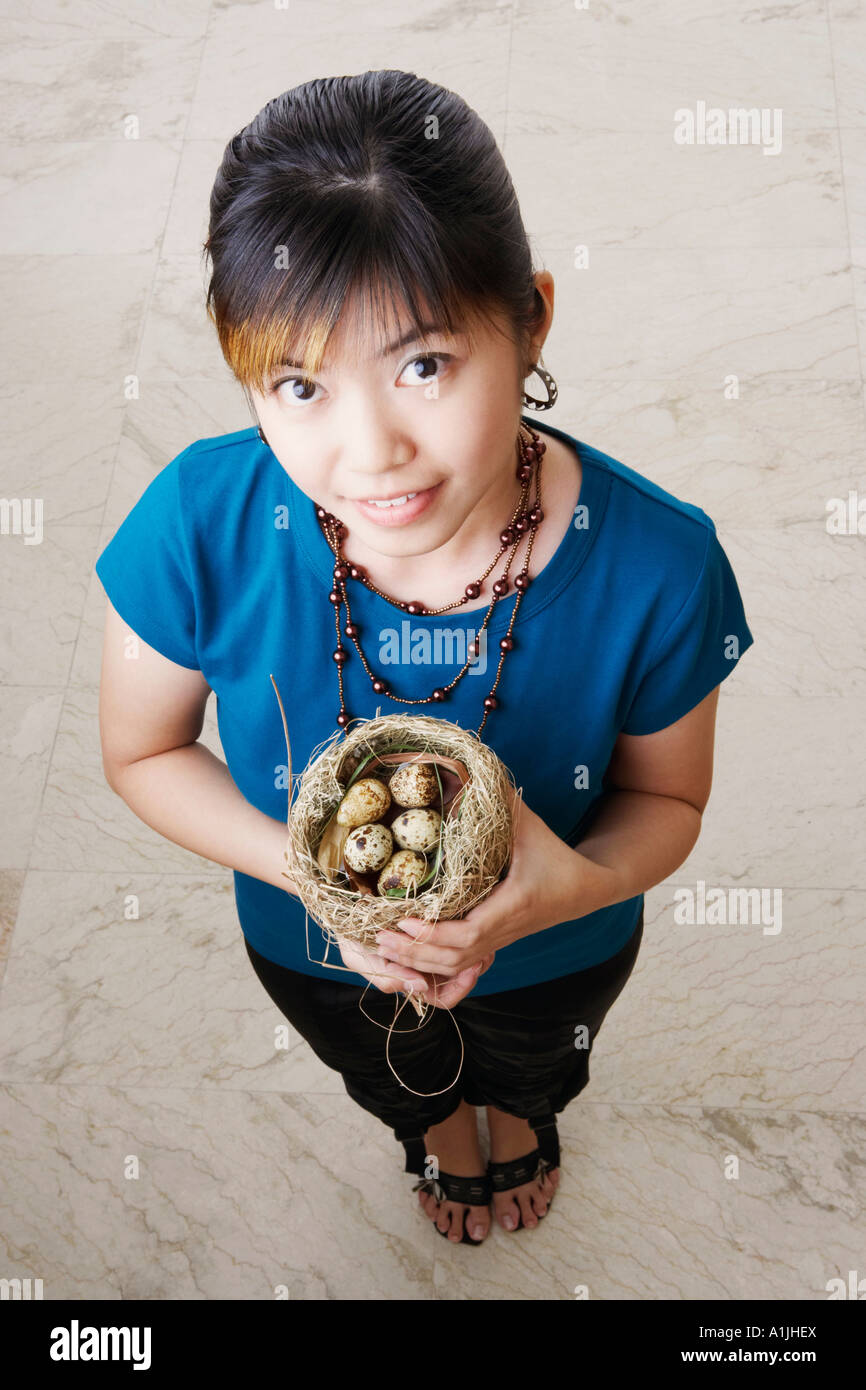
[504,1215,515,1230]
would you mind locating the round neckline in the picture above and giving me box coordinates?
[275,414,608,631]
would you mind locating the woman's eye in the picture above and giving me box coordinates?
[271,353,451,403]
[399,353,451,385]
[273,376,320,404]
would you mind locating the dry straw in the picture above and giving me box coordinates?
[269,674,520,1095]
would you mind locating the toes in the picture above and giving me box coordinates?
[530,1186,549,1219]
[493,1173,558,1232]
[419,1189,487,1242]
[440,1203,463,1241]
[467,1208,489,1242]
[496,1197,521,1231]
[537,1169,557,1205]
[516,1190,538,1229]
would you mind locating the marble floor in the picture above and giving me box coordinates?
[1,0,864,1300]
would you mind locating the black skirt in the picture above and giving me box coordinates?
[244,906,644,1154]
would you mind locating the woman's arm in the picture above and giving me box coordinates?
[573,684,719,907]
[107,742,298,894]
[99,600,297,894]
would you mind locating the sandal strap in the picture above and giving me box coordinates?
[487,1111,560,1193]
[398,1133,429,1176]
[487,1149,554,1192]
[411,1171,492,1206]
[525,1111,561,1169]
[398,1131,492,1204]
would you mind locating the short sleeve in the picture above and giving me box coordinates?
[95,450,200,670]
[621,526,754,735]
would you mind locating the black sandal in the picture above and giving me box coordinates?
[486,1111,560,1231]
[399,1131,492,1246]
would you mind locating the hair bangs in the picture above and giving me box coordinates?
[211,207,493,394]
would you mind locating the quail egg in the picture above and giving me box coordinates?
[388,762,440,809]
[335,777,391,827]
[377,849,428,896]
[344,822,394,873]
[391,807,442,853]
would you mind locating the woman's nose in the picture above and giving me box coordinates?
[338,403,412,482]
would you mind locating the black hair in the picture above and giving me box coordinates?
[202,69,544,395]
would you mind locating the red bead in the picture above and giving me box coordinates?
[523,446,537,463]
[529,506,543,524]
[492,577,509,597]
[372,679,388,694]
[406,601,426,616]
[344,622,359,638]
[536,439,546,456]
[336,710,350,728]
[432,688,446,702]
[499,636,514,651]
[500,528,515,546]
[465,582,481,600]
[470,637,481,658]
[329,589,341,605]
[515,514,530,533]
[349,565,366,581]
[334,563,350,580]
[483,695,499,710]
[333,648,348,664]
[514,571,530,591]
[517,463,533,483]
[316,506,328,520]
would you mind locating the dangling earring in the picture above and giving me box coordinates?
[522,361,558,411]
[257,425,269,446]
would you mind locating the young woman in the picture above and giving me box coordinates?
[97,71,754,1247]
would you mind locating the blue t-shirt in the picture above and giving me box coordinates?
[95,416,755,995]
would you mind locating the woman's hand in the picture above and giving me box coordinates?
[336,933,428,997]
[336,934,496,1010]
[373,788,618,984]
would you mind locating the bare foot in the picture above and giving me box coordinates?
[486,1105,560,1232]
[417,1100,490,1243]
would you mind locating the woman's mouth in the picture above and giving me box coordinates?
[350,481,443,526]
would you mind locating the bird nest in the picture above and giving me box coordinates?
[270,677,517,958]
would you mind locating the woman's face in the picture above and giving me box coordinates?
[247,290,546,562]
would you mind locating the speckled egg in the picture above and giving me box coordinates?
[388,762,439,809]
[377,849,428,895]
[344,821,393,873]
[391,807,442,853]
[335,777,391,827]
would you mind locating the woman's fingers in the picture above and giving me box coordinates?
[337,936,493,1004]
[419,961,484,1009]
[339,937,429,994]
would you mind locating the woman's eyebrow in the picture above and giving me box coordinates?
[275,320,463,371]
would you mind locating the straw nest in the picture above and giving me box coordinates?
[271,690,517,953]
